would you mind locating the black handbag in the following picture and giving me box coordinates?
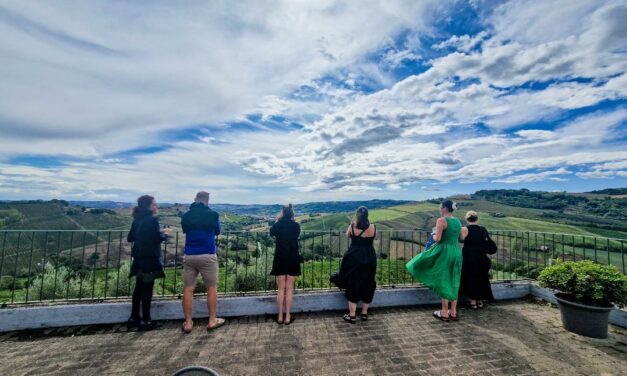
[329,271,346,289]
[484,229,498,255]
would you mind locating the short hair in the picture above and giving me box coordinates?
[466,210,478,223]
[194,191,210,204]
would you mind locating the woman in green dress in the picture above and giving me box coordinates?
[406,200,462,321]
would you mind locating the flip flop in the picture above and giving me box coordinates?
[433,310,450,322]
[182,321,193,334]
[207,318,226,331]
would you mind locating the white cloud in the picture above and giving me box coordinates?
[0,0,439,157]
[1,0,626,202]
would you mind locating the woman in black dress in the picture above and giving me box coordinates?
[341,206,377,324]
[459,211,494,309]
[270,204,301,325]
[127,195,171,331]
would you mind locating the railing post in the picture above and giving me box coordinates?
[25,232,36,303]
[67,231,75,300]
[173,231,179,297]
[115,231,123,298]
[11,232,21,303]
[103,232,112,299]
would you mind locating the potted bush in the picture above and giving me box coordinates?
[538,260,627,338]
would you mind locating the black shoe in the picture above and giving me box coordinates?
[138,320,161,332]
[127,317,140,329]
[343,314,356,324]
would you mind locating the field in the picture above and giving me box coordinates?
[1,190,626,303]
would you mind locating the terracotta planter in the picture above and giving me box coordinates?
[555,293,613,339]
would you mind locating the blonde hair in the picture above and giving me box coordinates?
[465,210,479,223]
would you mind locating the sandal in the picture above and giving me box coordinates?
[477,301,484,309]
[433,310,450,322]
[182,321,193,334]
[360,313,368,321]
[343,314,356,324]
[469,301,478,310]
[449,313,458,322]
[207,318,226,331]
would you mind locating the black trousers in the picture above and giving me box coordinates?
[131,276,154,321]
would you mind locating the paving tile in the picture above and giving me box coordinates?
[0,300,625,375]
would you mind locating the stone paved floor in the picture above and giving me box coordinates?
[0,299,626,376]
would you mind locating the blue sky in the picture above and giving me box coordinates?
[0,0,626,204]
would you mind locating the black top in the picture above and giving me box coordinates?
[181,202,220,234]
[270,218,301,254]
[349,224,376,247]
[462,225,489,255]
[127,215,167,276]
[269,218,301,276]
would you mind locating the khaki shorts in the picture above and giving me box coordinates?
[183,254,219,288]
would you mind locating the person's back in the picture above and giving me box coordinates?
[182,202,221,255]
[180,191,225,334]
[440,217,461,245]
[462,224,487,254]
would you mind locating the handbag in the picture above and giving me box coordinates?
[484,229,498,255]
[329,271,346,289]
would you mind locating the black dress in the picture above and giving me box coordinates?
[269,218,301,276]
[459,225,495,301]
[340,224,377,304]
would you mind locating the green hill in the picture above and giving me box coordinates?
[298,190,627,238]
[0,201,131,231]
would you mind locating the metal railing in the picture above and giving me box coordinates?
[0,230,624,305]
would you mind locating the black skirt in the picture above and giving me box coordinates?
[270,250,301,276]
[459,250,494,301]
[342,245,377,304]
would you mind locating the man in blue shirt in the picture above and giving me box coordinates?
[181,191,225,333]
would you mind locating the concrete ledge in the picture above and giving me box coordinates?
[0,282,529,332]
[530,284,627,328]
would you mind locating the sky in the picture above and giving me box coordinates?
[0,0,626,204]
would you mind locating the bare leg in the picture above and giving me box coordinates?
[276,275,286,323]
[441,299,449,317]
[348,301,357,317]
[450,300,458,317]
[182,286,194,330]
[206,285,219,327]
[361,303,369,315]
[284,276,295,323]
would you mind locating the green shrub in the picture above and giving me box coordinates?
[538,260,627,308]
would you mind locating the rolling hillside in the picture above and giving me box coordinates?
[298,190,627,239]
[0,201,131,231]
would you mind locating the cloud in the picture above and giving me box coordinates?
[1,0,626,202]
[0,0,439,156]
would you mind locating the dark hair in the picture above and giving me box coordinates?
[354,206,370,230]
[440,200,454,213]
[132,195,154,219]
[279,203,295,221]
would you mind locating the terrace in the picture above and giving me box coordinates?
[0,230,626,375]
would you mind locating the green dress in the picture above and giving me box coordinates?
[406,217,462,300]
